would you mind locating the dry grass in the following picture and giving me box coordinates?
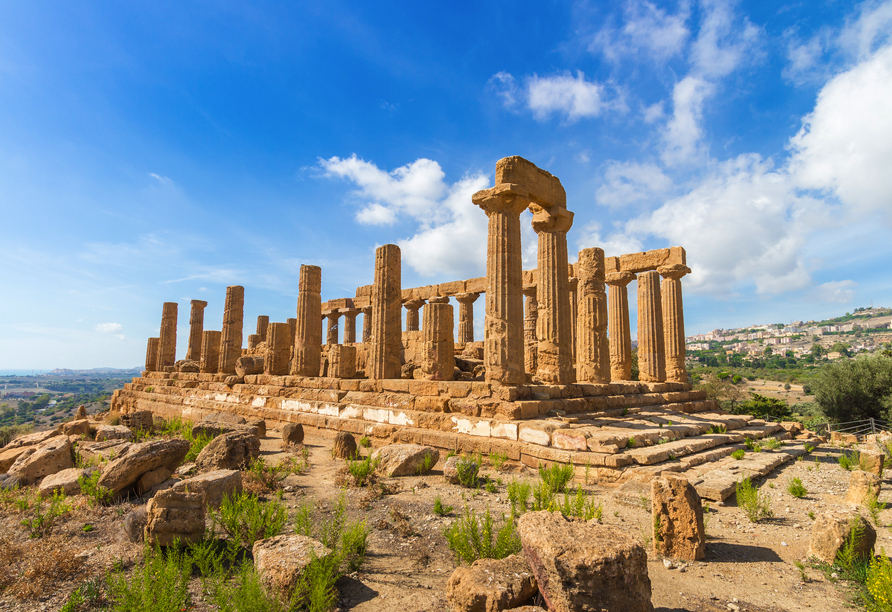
[2,535,87,600]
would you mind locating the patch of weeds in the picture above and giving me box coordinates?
[456,455,480,488]
[507,480,531,515]
[794,559,811,583]
[835,518,870,584]
[359,435,371,448]
[82,523,95,533]
[485,479,497,494]
[78,470,113,506]
[804,443,815,454]
[839,452,857,471]
[489,451,508,471]
[744,437,756,451]
[703,503,711,534]
[531,480,556,511]
[808,511,816,520]
[207,560,286,612]
[434,496,453,516]
[627,436,637,448]
[865,492,886,525]
[762,437,782,451]
[21,489,71,538]
[444,506,522,565]
[538,462,575,494]
[735,477,773,523]
[866,548,892,611]
[416,452,435,475]
[209,492,287,549]
[557,487,602,521]
[345,455,379,487]
[446,449,457,460]
[787,477,807,498]
[248,456,306,490]
[107,545,192,612]
[731,449,745,460]
[716,424,727,433]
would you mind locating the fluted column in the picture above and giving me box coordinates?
[403,299,425,332]
[247,334,260,350]
[659,264,691,383]
[157,302,178,369]
[145,337,160,372]
[292,265,322,376]
[324,311,340,345]
[256,315,269,343]
[265,322,291,375]
[200,330,221,374]
[532,206,575,384]
[341,308,360,344]
[523,286,538,374]
[186,300,208,361]
[360,306,372,343]
[455,293,479,344]
[568,277,578,363]
[576,248,610,383]
[218,286,244,374]
[287,318,297,351]
[605,272,635,381]
[637,270,666,382]
[368,244,402,379]
[420,301,455,380]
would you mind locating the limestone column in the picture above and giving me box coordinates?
[200,330,222,374]
[606,272,635,381]
[360,306,372,343]
[659,264,692,383]
[421,302,455,380]
[145,338,160,372]
[218,286,244,375]
[324,311,340,345]
[247,334,260,350]
[368,244,402,379]
[265,322,291,376]
[292,265,322,376]
[637,270,666,382]
[454,293,479,344]
[256,316,269,343]
[287,318,297,352]
[341,308,360,344]
[157,302,178,369]
[522,286,538,374]
[576,248,610,383]
[532,206,575,384]
[403,299,425,332]
[472,189,528,385]
[186,300,208,362]
[568,277,579,362]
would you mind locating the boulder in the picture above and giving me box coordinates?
[443,455,463,484]
[282,423,304,447]
[75,405,87,419]
[7,436,74,485]
[859,450,885,477]
[846,470,882,506]
[253,535,332,595]
[517,511,653,612]
[38,467,85,498]
[144,489,205,547]
[123,506,148,543]
[173,469,242,509]
[137,467,174,496]
[247,418,266,438]
[191,413,260,440]
[77,439,132,464]
[446,553,538,612]
[61,419,91,437]
[0,445,33,473]
[372,444,439,477]
[333,432,358,459]
[195,431,260,473]
[121,411,155,432]
[808,510,876,564]
[651,474,706,560]
[95,425,133,442]
[3,427,62,450]
[98,438,190,497]
[175,359,200,373]
[235,356,265,377]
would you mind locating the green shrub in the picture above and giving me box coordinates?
[538,462,575,494]
[248,456,305,490]
[866,548,892,611]
[433,496,453,516]
[456,455,480,488]
[416,452,435,475]
[731,449,745,460]
[359,435,371,448]
[21,489,70,538]
[78,470,113,506]
[762,437,782,450]
[786,477,807,498]
[865,492,886,525]
[531,480,556,511]
[107,545,192,612]
[444,506,522,565]
[839,452,857,471]
[735,477,773,523]
[210,492,287,549]
[489,451,508,471]
[185,432,213,463]
[836,518,871,584]
[558,487,602,520]
[208,561,286,612]
[346,455,379,487]
[507,480,531,515]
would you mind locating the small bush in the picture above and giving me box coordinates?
[456,456,480,488]
[735,477,773,523]
[762,437,782,450]
[866,548,892,611]
[248,456,305,490]
[531,480,556,511]
[836,518,870,584]
[21,490,70,538]
[210,492,287,549]
[416,452,435,475]
[433,496,453,516]
[107,545,191,612]
[208,561,286,612]
[731,449,745,460]
[839,452,857,471]
[865,492,886,525]
[489,452,508,471]
[538,462,575,494]
[507,480,531,515]
[346,455,379,487]
[78,470,113,506]
[444,506,522,565]
[558,487,602,521]
[359,436,371,448]
[787,477,807,498]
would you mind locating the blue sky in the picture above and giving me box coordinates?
[2,0,891,369]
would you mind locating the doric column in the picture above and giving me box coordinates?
[576,248,610,383]
[218,286,245,374]
[157,302,178,369]
[341,308,360,344]
[532,206,575,384]
[186,300,208,362]
[200,330,222,374]
[605,272,635,381]
[247,334,260,350]
[360,306,372,343]
[568,277,578,363]
[522,286,538,374]
[265,322,291,376]
[472,187,528,385]
[659,264,691,384]
[292,265,322,376]
[368,244,402,379]
[637,270,666,382]
[403,299,425,332]
[145,337,160,372]
[324,311,340,345]
[454,293,480,344]
[256,316,269,343]
[421,301,455,380]
[287,318,297,350]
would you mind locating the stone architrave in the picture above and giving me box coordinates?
[265,322,291,376]
[292,265,323,376]
[421,301,455,380]
[218,285,245,375]
[200,330,222,373]
[186,300,208,362]
[157,302,178,369]
[568,277,578,362]
[256,315,269,343]
[606,271,635,381]
[403,299,425,332]
[341,308,360,344]
[455,293,479,344]
[522,286,538,374]
[659,264,691,384]
[329,345,357,378]
[637,271,666,382]
[145,337,160,372]
[247,334,260,350]
[532,206,575,384]
[360,306,372,343]
[576,248,610,383]
[368,244,402,380]
[324,311,340,345]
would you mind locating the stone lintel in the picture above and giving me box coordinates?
[606,246,686,274]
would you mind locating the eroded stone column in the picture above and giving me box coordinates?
[200,330,222,374]
[637,270,666,382]
[145,337,160,372]
[576,248,610,383]
[523,286,538,374]
[341,308,360,344]
[324,311,340,345]
[265,322,291,376]
[292,265,322,376]
[218,286,245,375]
[186,300,208,362]
[256,316,269,343]
[606,272,635,381]
[157,302,178,369]
[454,293,479,344]
[659,264,691,384]
[287,318,297,352]
[329,345,356,378]
[421,302,455,380]
[532,207,575,384]
[568,277,578,363]
[247,334,260,350]
[360,306,372,343]
[403,299,425,332]
[368,244,402,379]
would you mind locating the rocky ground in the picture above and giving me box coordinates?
[0,427,888,612]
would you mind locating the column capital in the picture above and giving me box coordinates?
[402,298,426,310]
[522,285,537,298]
[606,271,637,286]
[360,306,372,315]
[472,184,532,216]
[657,264,691,280]
[568,276,578,290]
[428,296,450,304]
[339,307,360,317]
[322,310,340,319]
[190,299,208,308]
[454,292,480,304]
[531,205,574,234]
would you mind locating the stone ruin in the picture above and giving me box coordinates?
[112,156,811,489]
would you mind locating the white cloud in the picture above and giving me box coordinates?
[527,72,622,122]
[575,222,644,260]
[595,161,673,208]
[355,202,398,225]
[661,76,713,166]
[488,72,518,108]
[783,33,826,84]
[839,0,892,60]
[149,173,172,184]
[95,322,122,333]
[690,0,763,79]
[643,101,665,123]
[590,0,690,63]
[813,280,857,304]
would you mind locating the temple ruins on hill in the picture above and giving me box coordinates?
[114,156,803,489]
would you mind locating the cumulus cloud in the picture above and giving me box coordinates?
[95,322,122,333]
[590,0,690,63]
[813,280,857,304]
[575,222,644,259]
[661,76,713,166]
[595,161,673,208]
[690,0,762,78]
[490,71,625,122]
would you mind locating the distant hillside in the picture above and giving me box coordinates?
[46,367,142,376]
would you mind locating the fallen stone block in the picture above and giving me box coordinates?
[95,425,133,442]
[446,553,538,612]
[173,469,242,509]
[145,489,205,547]
[253,534,332,595]
[333,432,358,459]
[38,467,85,498]
[98,438,190,497]
[652,474,705,561]
[137,467,174,496]
[372,444,439,477]
[282,423,304,447]
[195,431,260,473]
[8,436,74,485]
[61,419,91,437]
[808,510,876,564]
[3,427,62,450]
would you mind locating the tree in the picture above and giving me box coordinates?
[811,343,826,357]
[811,354,892,423]
[830,342,851,357]
[764,347,773,357]
[733,393,792,420]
